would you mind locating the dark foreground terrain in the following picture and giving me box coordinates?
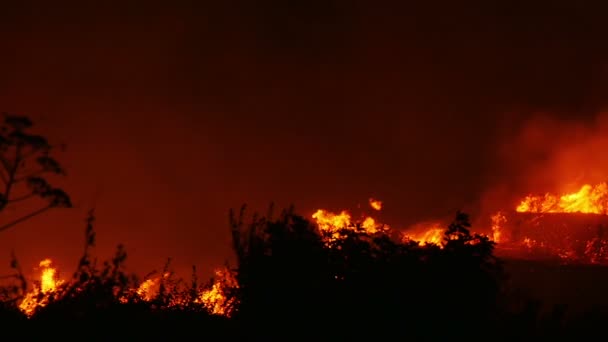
[505,258,608,313]
[2,211,608,341]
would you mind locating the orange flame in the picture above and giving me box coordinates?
[312,207,386,241]
[516,183,608,214]
[369,198,382,211]
[404,225,444,246]
[19,259,64,316]
[198,268,238,317]
[134,272,171,301]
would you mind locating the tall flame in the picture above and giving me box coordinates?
[19,259,64,316]
[491,211,506,243]
[198,268,238,317]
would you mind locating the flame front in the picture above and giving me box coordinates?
[136,277,161,301]
[312,199,447,247]
[312,207,386,242]
[404,225,444,246]
[516,183,608,214]
[19,259,64,316]
[198,268,238,317]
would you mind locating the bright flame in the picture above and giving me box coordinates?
[369,198,382,211]
[198,268,238,317]
[136,278,159,301]
[312,209,351,232]
[404,225,444,246]
[19,259,64,316]
[516,183,608,214]
[312,208,386,241]
[135,272,170,301]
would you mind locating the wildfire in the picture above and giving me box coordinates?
[135,272,170,301]
[516,183,608,215]
[198,268,238,316]
[19,258,64,316]
[491,211,506,243]
[403,225,444,246]
[312,201,387,240]
[312,198,448,247]
[17,259,237,317]
[369,198,382,211]
[486,182,608,263]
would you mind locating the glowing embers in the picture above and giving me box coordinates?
[493,210,608,264]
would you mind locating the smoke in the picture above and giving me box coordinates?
[478,111,608,218]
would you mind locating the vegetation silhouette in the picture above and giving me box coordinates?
[0,204,606,340]
[0,114,71,233]
[230,206,504,340]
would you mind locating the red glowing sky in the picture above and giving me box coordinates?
[0,1,607,278]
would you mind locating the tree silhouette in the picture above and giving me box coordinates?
[0,114,71,233]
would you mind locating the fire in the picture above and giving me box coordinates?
[491,211,506,243]
[312,209,352,232]
[19,259,64,316]
[198,268,238,317]
[516,183,608,214]
[404,225,444,246]
[312,198,446,246]
[312,208,386,240]
[135,273,169,301]
[369,198,382,211]
[16,259,239,317]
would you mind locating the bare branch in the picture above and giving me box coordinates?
[0,144,22,211]
[8,193,36,203]
[14,169,46,183]
[0,155,11,174]
[0,205,52,233]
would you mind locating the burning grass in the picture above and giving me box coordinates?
[2,190,608,339]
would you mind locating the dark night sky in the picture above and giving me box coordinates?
[0,0,607,278]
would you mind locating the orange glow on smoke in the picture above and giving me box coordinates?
[491,211,506,243]
[516,183,608,214]
[501,182,608,263]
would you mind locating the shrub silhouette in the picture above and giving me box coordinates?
[2,205,607,339]
[230,206,504,340]
[0,210,231,340]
